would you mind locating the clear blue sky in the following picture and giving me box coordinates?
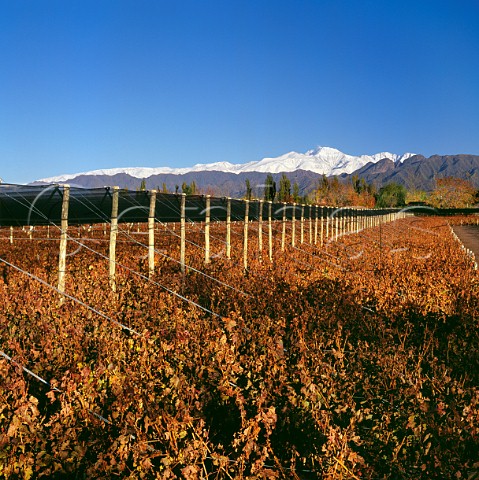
[1,0,479,184]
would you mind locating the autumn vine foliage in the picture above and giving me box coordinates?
[1,216,479,478]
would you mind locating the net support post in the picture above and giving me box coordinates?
[226,197,231,259]
[109,186,119,292]
[258,199,263,258]
[268,201,273,262]
[58,184,70,303]
[205,195,211,264]
[148,190,157,278]
[243,200,249,271]
[292,203,296,247]
[180,193,186,274]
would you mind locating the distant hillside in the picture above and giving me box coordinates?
[44,170,320,198]
[340,154,479,191]
[33,153,479,198]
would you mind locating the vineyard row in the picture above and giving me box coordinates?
[3,185,409,298]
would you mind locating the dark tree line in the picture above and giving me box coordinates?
[243,174,303,203]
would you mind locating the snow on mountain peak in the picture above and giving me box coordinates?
[37,146,416,183]
[306,146,342,156]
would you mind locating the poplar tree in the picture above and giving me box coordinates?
[245,179,253,200]
[264,173,276,201]
[277,174,291,202]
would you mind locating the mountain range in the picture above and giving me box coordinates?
[35,146,479,197]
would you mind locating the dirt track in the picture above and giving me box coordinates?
[452,225,479,258]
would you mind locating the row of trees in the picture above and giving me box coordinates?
[245,174,304,203]
[245,174,379,207]
[374,177,478,209]
[139,175,479,209]
[262,174,478,209]
[315,176,478,208]
[139,180,198,195]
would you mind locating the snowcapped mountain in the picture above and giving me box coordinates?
[37,146,415,183]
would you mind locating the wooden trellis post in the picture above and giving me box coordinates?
[310,206,315,243]
[314,205,318,245]
[10,226,13,244]
[180,193,186,273]
[340,209,343,236]
[109,186,119,292]
[326,207,330,241]
[268,201,273,262]
[243,200,249,270]
[205,195,211,264]
[258,199,263,257]
[300,204,304,244]
[335,211,339,241]
[58,184,70,303]
[281,203,287,252]
[292,203,296,247]
[226,197,231,259]
[336,209,340,240]
[148,190,157,278]
[320,206,324,246]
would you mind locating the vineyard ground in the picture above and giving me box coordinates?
[1,216,479,479]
